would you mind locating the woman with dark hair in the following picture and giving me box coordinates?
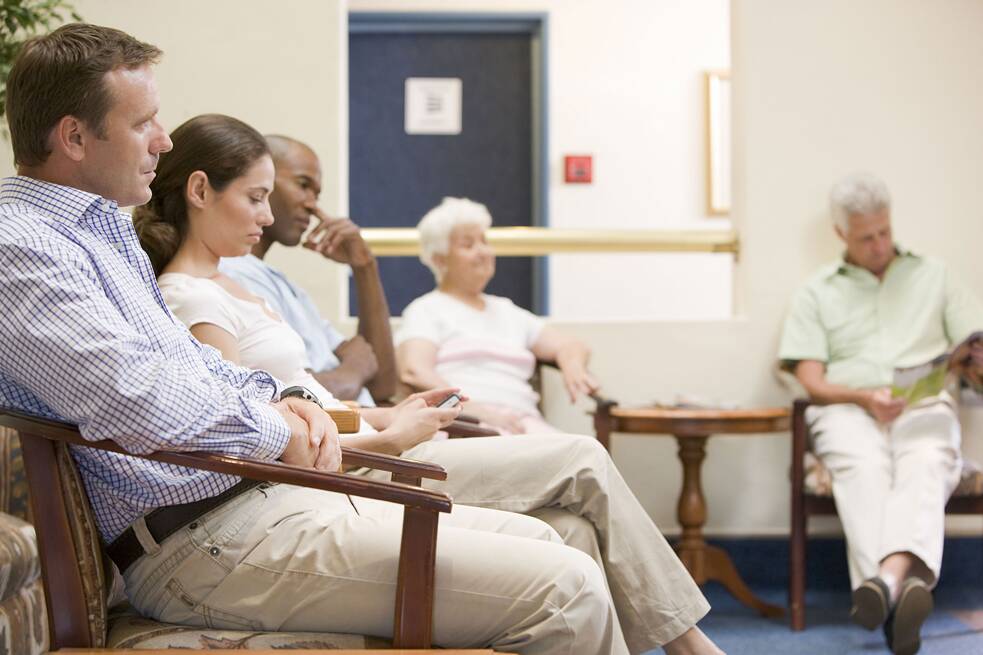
[134,114,461,451]
[135,113,271,278]
[135,114,722,655]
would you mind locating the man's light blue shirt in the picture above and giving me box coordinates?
[0,176,291,542]
[220,254,375,407]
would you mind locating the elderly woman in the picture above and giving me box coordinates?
[397,197,600,434]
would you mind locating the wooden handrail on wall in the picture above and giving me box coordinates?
[361,227,739,256]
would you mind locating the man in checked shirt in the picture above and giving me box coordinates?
[0,23,722,655]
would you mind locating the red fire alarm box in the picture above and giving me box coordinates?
[564,155,592,184]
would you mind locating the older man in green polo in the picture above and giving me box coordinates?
[779,172,983,655]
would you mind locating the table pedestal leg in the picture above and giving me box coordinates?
[673,435,784,618]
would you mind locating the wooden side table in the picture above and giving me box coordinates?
[594,404,790,618]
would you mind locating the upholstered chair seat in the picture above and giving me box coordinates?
[106,609,391,650]
[802,452,983,498]
[0,427,47,655]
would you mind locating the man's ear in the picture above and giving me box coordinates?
[834,225,846,241]
[49,115,87,163]
[185,171,210,209]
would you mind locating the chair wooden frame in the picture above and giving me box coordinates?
[789,398,983,630]
[0,408,453,651]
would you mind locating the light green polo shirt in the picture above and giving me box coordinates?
[779,249,983,389]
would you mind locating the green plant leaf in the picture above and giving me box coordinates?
[0,0,81,121]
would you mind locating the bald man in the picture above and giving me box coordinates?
[220,135,395,405]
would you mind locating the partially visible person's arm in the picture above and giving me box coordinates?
[305,211,397,401]
[191,323,242,364]
[311,335,378,401]
[531,326,600,402]
[341,389,462,456]
[397,338,451,391]
[0,241,289,458]
[274,396,342,471]
[397,338,526,433]
[794,360,903,424]
[351,257,396,400]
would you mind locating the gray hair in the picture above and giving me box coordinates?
[829,172,891,233]
[418,197,493,281]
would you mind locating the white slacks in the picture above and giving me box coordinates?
[123,483,628,655]
[806,399,962,588]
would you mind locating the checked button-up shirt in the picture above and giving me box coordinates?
[0,176,291,542]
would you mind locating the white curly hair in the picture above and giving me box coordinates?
[829,172,891,233]
[417,197,493,281]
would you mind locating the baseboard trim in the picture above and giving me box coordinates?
[697,536,982,590]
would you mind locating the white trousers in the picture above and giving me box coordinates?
[123,484,628,655]
[806,400,962,588]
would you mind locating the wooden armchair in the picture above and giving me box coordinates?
[446,413,500,438]
[0,407,453,651]
[789,398,983,630]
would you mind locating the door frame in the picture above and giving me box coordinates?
[348,11,550,313]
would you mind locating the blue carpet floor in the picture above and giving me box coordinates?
[692,584,983,654]
[641,537,983,654]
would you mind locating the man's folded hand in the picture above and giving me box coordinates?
[274,397,342,471]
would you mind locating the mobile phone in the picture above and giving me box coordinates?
[436,393,462,409]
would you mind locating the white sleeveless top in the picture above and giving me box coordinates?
[158,272,343,410]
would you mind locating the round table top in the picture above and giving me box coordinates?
[604,405,790,437]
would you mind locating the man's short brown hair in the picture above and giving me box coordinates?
[5,23,162,167]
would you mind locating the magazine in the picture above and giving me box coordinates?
[891,331,983,404]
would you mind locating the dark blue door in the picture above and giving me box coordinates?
[349,24,538,316]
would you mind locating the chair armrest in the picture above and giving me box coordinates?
[590,392,617,409]
[446,419,500,438]
[0,409,451,513]
[326,406,360,433]
[342,446,447,481]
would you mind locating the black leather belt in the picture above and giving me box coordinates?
[107,478,265,574]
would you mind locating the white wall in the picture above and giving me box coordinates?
[4,0,983,537]
[350,0,733,320]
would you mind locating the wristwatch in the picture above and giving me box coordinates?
[280,385,324,409]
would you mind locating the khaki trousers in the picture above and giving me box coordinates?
[374,433,710,653]
[123,483,628,655]
[807,399,962,589]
